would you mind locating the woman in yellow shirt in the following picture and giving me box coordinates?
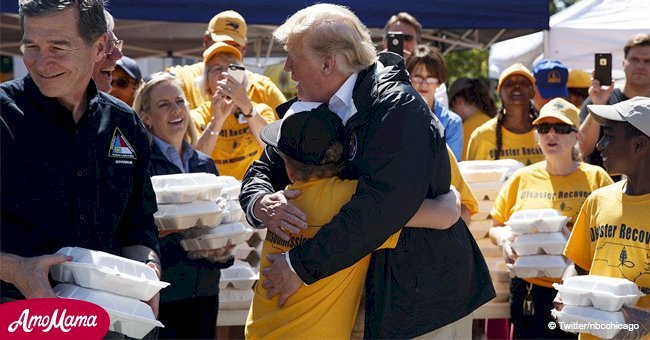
[490,98,613,339]
[466,63,544,165]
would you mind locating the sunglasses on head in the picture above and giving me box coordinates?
[535,123,577,134]
[111,78,134,89]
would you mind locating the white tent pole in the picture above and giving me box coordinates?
[542,29,549,59]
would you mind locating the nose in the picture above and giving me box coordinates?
[284,57,293,72]
[109,47,123,60]
[596,136,606,152]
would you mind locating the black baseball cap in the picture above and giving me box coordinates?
[116,56,142,84]
[260,104,344,165]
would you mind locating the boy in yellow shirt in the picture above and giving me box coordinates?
[564,97,650,339]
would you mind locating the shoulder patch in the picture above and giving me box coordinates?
[108,127,137,160]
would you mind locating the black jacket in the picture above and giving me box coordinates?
[148,142,233,302]
[239,53,494,337]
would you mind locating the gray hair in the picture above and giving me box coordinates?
[19,0,107,46]
[273,3,376,74]
[195,52,240,97]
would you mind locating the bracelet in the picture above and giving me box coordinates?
[242,107,258,118]
[208,129,218,136]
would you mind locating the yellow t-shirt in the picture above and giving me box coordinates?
[462,110,491,161]
[466,117,545,165]
[246,178,401,339]
[167,62,287,114]
[564,180,650,308]
[491,161,613,288]
[448,146,479,215]
[190,101,276,179]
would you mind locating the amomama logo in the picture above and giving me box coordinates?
[0,298,110,339]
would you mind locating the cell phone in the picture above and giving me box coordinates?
[594,53,612,86]
[228,64,246,84]
[387,31,404,57]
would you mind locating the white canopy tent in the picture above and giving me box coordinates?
[489,0,650,79]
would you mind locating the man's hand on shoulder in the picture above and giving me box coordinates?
[261,253,304,307]
[254,190,307,240]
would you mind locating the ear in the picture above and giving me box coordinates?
[93,33,108,63]
[634,134,649,153]
[322,55,336,76]
[202,34,212,49]
[142,113,152,130]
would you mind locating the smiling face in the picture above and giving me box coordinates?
[535,118,578,160]
[22,8,104,108]
[92,30,123,92]
[141,81,189,147]
[500,74,534,108]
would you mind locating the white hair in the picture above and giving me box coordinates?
[273,3,376,74]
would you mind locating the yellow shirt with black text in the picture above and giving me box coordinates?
[466,117,544,165]
[492,161,613,288]
[245,178,401,339]
[190,101,276,179]
[564,180,650,308]
[462,110,492,161]
[448,146,479,216]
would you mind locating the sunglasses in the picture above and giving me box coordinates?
[410,76,439,85]
[111,78,134,89]
[535,123,577,134]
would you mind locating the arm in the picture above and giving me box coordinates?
[0,252,72,299]
[406,187,461,229]
[243,103,275,147]
[578,80,614,157]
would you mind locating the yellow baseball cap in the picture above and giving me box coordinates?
[533,98,580,127]
[203,41,242,62]
[567,69,591,88]
[207,10,247,47]
[497,63,535,93]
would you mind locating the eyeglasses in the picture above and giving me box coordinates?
[535,123,577,134]
[106,39,123,56]
[410,76,439,85]
[403,34,415,42]
[111,78,134,89]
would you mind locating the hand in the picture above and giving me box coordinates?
[502,240,519,265]
[254,190,307,241]
[144,262,160,318]
[187,245,236,263]
[261,253,303,307]
[588,77,615,105]
[212,91,237,122]
[11,253,72,299]
[217,74,252,114]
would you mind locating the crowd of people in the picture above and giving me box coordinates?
[1,0,649,339]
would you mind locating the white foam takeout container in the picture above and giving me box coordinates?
[511,232,568,256]
[485,257,510,283]
[54,283,163,339]
[219,288,255,310]
[506,209,570,234]
[468,181,503,201]
[181,222,253,251]
[508,255,568,278]
[51,247,169,301]
[213,176,241,200]
[458,159,523,183]
[551,305,625,339]
[553,275,644,311]
[154,201,224,230]
[219,260,259,290]
[469,219,492,240]
[220,199,244,223]
[151,172,224,204]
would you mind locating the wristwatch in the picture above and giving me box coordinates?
[241,107,258,118]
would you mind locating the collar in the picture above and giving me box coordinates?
[151,135,193,166]
[329,72,358,125]
[24,75,101,119]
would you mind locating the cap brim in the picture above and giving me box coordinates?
[260,120,282,147]
[116,63,136,81]
[532,113,574,126]
[210,33,246,47]
[588,104,624,124]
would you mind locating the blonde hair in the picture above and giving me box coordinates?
[273,3,376,74]
[132,73,199,146]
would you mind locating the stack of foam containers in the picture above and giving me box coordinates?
[552,275,644,338]
[151,173,253,253]
[458,159,524,306]
[505,209,571,279]
[50,247,169,338]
